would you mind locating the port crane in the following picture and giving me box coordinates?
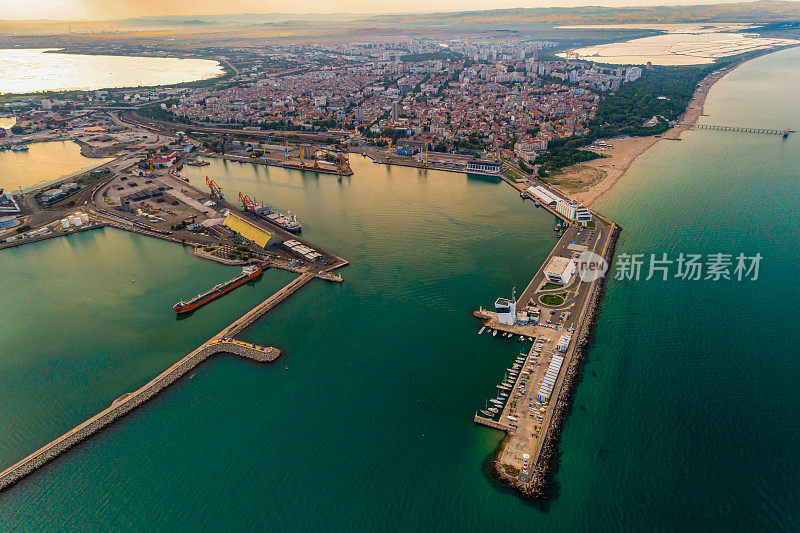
[338,152,349,172]
[205,176,224,200]
[238,191,258,212]
[419,145,430,168]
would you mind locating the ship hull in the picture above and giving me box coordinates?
[173,267,262,313]
[254,212,302,233]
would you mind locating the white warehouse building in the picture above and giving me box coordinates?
[556,199,592,226]
[525,185,562,206]
[543,256,576,285]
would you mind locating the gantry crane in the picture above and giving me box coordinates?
[238,191,254,211]
[205,176,224,200]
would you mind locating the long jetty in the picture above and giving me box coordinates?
[471,169,621,500]
[0,273,314,493]
[220,272,315,337]
[683,123,794,135]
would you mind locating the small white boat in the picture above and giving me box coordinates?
[478,326,486,335]
[492,330,497,337]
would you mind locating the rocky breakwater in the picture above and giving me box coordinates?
[0,339,281,493]
[492,223,622,501]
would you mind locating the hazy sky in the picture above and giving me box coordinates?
[0,0,769,20]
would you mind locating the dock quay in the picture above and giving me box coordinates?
[0,272,314,493]
[0,221,106,250]
[473,172,620,500]
[204,153,354,176]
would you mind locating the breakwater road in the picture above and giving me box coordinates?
[218,272,315,338]
[0,272,316,491]
[0,273,318,493]
[0,340,279,493]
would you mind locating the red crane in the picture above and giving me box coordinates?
[238,191,254,211]
[205,176,224,200]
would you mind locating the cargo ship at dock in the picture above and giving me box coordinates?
[238,192,302,233]
[173,264,262,313]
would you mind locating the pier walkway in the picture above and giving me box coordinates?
[219,272,315,337]
[683,124,794,135]
[0,272,314,493]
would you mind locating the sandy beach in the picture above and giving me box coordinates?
[551,63,739,207]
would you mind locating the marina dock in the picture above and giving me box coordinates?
[0,273,314,493]
[473,175,621,499]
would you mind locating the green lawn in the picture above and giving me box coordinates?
[541,282,563,291]
[539,292,567,306]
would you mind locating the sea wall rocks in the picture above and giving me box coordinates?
[0,341,280,492]
[492,223,622,501]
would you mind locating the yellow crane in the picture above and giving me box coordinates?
[338,152,349,172]
[419,145,430,168]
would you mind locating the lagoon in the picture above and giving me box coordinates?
[0,49,223,95]
[0,140,110,191]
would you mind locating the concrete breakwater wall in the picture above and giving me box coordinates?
[0,340,280,493]
[492,224,622,501]
[220,272,314,338]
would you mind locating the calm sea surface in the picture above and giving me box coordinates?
[0,140,110,191]
[0,49,223,94]
[1,48,799,530]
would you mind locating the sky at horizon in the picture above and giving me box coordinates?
[0,0,782,21]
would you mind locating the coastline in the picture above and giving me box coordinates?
[560,58,746,207]
[479,54,765,501]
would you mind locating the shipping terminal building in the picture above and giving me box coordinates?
[525,185,593,226]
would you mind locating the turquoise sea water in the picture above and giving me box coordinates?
[1,48,800,530]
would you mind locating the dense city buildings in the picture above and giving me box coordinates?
[160,39,645,159]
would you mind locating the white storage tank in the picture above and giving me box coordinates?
[71,215,82,227]
[79,213,89,223]
[61,218,70,229]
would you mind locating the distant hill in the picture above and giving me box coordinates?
[363,1,800,27]
[121,13,372,27]
[114,2,800,31]
[3,2,800,38]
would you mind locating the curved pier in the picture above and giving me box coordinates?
[0,340,279,492]
[0,273,315,493]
